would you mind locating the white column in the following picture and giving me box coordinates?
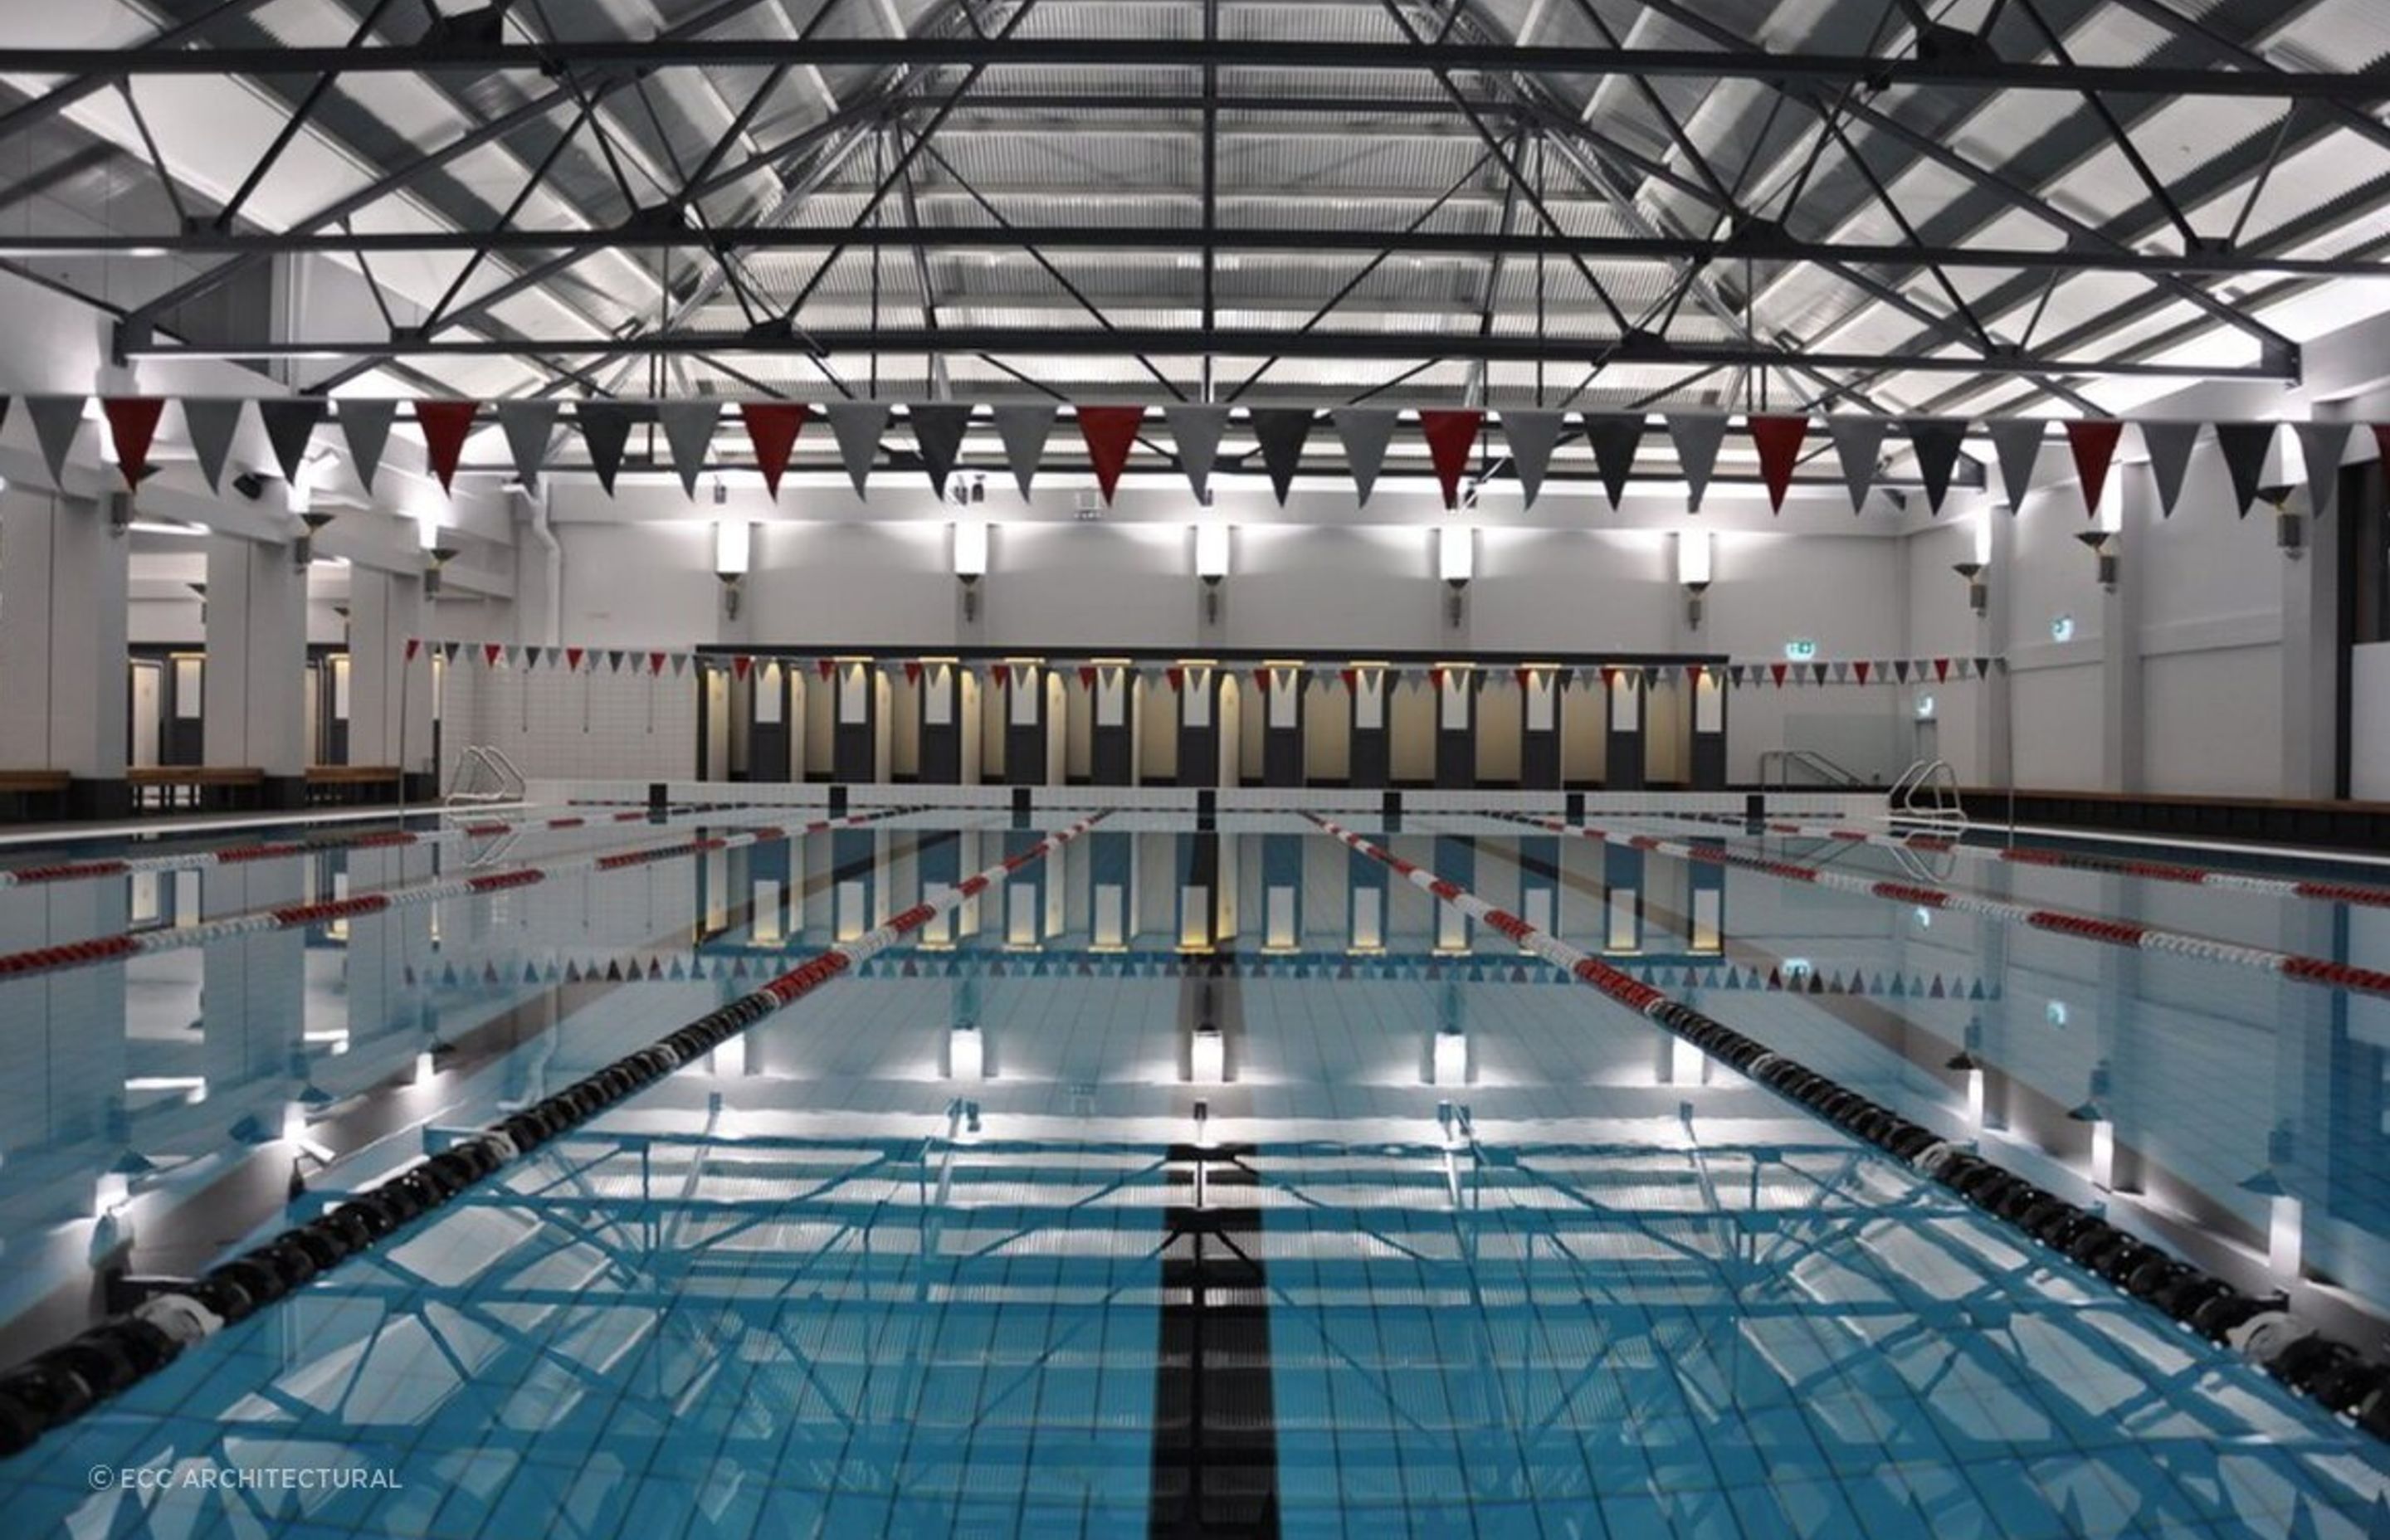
[349,567,434,784]
[0,485,129,813]
[204,534,310,804]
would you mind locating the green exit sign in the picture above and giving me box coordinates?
[1783,639,1818,661]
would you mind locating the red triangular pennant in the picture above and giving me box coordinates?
[1770,661,1788,689]
[733,655,753,681]
[1853,660,1871,685]
[483,643,503,669]
[416,401,481,494]
[404,638,422,662]
[1934,656,1951,682]
[817,657,835,680]
[906,660,925,685]
[1167,666,1185,691]
[1418,410,1484,509]
[1076,406,1144,504]
[1252,668,1270,694]
[741,402,812,499]
[1749,416,1809,514]
[649,651,666,675]
[1077,665,1095,689]
[2065,419,2125,519]
[1339,667,1358,690]
[565,646,584,671]
[101,397,166,490]
[1431,666,1447,690]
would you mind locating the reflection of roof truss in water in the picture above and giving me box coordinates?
[136,1123,2382,1528]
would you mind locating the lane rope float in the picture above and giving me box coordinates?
[1499,813,2390,1001]
[0,812,1105,1460]
[1310,813,2390,1445]
[0,809,916,982]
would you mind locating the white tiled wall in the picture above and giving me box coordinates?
[443,664,700,784]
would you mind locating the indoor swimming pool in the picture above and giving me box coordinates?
[3,801,2390,1538]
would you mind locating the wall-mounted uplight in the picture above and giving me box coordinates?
[954,517,988,621]
[423,546,458,598]
[715,519,753,620]
[2074,530,2119,593]
[294,510,334,569]
[1439,524,1474,626]
[2262,427,2306,559]
[1677,529,1711,630]
[1195,520,1231,625]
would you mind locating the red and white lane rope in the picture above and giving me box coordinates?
[1310,815,1680,1020]
[0,809,914,982]
[0,802,763,892]
[0,814,1110,1457]
[1666,811,2390,910]
[1498,812,2390,1000]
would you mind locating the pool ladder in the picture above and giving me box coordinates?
[443,744,526,808]
[1885,758,1968,882]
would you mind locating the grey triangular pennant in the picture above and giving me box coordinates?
[1250,408,1316,505]
[824,401,890,497]
[496,400,561,487]
[1665,415,1728,512]
[337,400,397,495]
[2214,421,2276,517]
[2296,421,2353,519]
[576,402,641,495]
[1903,418,1969,514]
[991,405,1056,499]
[656,401,720,498]
[1583,412,1646,509]
[1332,408,1397,506]
[181,398,246,494]
[1987,419,2046,511]
[27,396,85,489]
[1827,417,1889,513]
[1163,405,1228,501]
[1500,409,1566,509]
[909,403,973,498]
[256,399,328,488]
[2137,422,2199,518]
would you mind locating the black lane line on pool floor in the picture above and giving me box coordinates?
[1150,862,1282,1540]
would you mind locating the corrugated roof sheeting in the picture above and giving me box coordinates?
[36,0,2390,412]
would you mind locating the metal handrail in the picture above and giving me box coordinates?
[1890,758,1968,835]
[1758,748,1866,792]
[443,744,526,807]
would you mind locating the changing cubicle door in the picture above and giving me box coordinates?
[128,660,163,769]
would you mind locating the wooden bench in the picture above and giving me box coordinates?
[129,766,265,813]
[305,764,403,807]
[0,769,72,821]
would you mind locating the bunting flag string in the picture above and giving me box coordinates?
[740,402,811,500]
[100,397,166,490]
[26,389,2390,527]
[2064,418,2124,519]
[181,398,244,495]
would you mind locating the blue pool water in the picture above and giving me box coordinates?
[2,806,2389,1537]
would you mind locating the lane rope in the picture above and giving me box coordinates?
[1497,813,2390,1001]
[1664,810,2390,910]
[0,800,766,891]
[1310,813,2390,1445]
[0,812,1105,1459]
[0,809,915,983]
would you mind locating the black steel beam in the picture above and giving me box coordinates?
[124,324,2289,378]
[6,39,2385,101]
[27,222,2389,278]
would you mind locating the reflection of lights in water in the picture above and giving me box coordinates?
[1432,1028,1466,1086]
[1190,1026,1225,1085]
[949,1025,984,1082]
